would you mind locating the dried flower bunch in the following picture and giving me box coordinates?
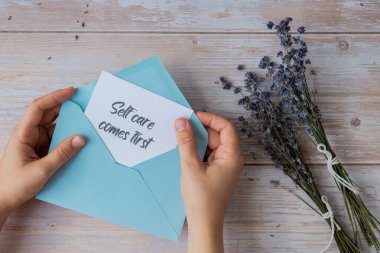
[219,17,380,252]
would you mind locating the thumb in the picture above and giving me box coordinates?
[174,118,202,170]
[38,135,85,178]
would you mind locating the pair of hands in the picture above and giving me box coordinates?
[0,88,244,253]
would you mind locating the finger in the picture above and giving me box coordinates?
[36,135,85,178]
[196,111,240,149]
[196,111,244,168]
[20,87,74,130]
[207,150,216,163]
[47,124,56,139]
[174,118,203,172]
[206,127,220,150]
[40,104,61,126]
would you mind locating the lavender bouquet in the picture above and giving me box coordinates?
[219,17,380,251]
[231,84,359,252]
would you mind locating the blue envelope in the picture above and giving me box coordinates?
[36,56,208,240]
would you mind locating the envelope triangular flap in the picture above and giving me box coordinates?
[37,57,208,240]
[72,56,192,110]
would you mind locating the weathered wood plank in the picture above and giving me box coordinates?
[1,1,379,253]
[0,0,379,33]
[0,33,379,164]
[1,164,379,252]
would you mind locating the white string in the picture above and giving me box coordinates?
[317,144,359,194]
[319,196,341,253]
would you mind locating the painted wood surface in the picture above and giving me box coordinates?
[1,165,380,253]
[0,1,379,252]
[0,33,379,164]
[0,0,379,33]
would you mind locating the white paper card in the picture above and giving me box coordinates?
[85,71,193,167]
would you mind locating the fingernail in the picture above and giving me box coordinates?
[71,136,85,149]
[175,118,187,132]
[64,86,75,94]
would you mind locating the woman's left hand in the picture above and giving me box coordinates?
[0,87,85,222]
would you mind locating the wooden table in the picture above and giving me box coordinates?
[0,1,379,252]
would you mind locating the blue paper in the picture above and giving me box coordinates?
[36,56,208,240]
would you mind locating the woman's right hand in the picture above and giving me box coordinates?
[174,111,244,253]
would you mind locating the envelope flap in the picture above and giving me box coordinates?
[71,56,191,112]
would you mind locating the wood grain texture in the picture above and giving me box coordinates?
[0,0,379,33]
[0,33,379,164]
[1,165,380,253]
[0,1,380,252]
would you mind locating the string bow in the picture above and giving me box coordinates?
[317,144,358,194]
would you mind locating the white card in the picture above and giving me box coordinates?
[85,71,193,167]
